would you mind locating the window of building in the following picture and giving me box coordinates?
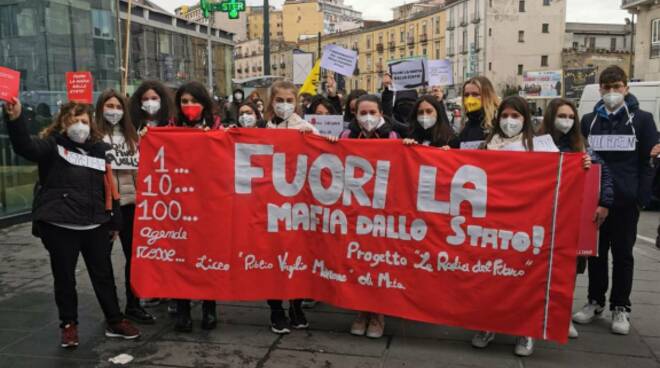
[367,36,371,49]
[489,62,492,71]
[423,48,427,56]
[541,55,548,66]
[543,0,551,5]
[489,28,492,36]
[588,36,596,50]
[572,41,579,49]
[519,0,525,12]
[422,22,427,35]
[611,37,617,51]
[518,30,524,42]
[518,64,524,75]
[462,29,467,52]
[435,16,440,34]
[652,19,660,58]
[542,23,549,33]
[475,27,480,48]
[400,28,405,42]
[474,0,480,18]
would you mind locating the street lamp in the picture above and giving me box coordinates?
[264,0,271,76]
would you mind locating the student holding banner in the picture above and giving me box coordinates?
[453,76,500,149]
[3,99,140,348]
[173,82,219,332]
[574,66,659,335]
[96,90,155,325]
[542,98,614,338]
[405,95,457,148]
[129,80,175,132]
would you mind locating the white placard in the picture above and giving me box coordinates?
[293,53,314,85]
[389,58,428,91]
[57,145,106,172]
[588,135,636,152]
[501,135,560,152]
[305,115,345,137]
[104,133,139,170]
[459,140,484,150]
[428,59,453,86]
[320,45,358,77]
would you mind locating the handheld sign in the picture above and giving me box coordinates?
[320,45,358,77]
[389,58,427,91]
[428,59,453,87]
[66,71,94,104]
[305,114,344,137]
[0,67,20,103]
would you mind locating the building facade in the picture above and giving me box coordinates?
[393,0,447,20]
[623,0,660,81]
[233,39,296,81]
[282,0,362,42]
[247,6,284,41]
[565,22,632,52]
[174,1,248,42]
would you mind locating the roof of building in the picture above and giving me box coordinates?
[566,22,630,35]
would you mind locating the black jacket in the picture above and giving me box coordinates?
[6,111,116,227]
[580,93,659,207]
[453,109,489,148]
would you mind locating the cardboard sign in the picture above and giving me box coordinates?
[577,165,601,256]
[428,59,453,87]
[459,140,484,150]
[304,114,345,137]
[320,45,358,77]
[588,135,636,152]
[104,133,139,170]
[389,59,427,91]
[132,128,587,343]
[501,135,559,152]
[66,71,94,104]
[0,67,20,103]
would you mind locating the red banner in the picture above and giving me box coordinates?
[131,128,586,343]
[578,165,601,256]
[65,71,93,104]
[0,67,20,103]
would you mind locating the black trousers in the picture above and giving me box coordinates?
[40,222,123,326]
[177,300,215,317]
[268,299,302,311]
[587,205,640,312]
[115,204,138,309]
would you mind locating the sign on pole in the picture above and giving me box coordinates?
[320,44,358,77]
[388,58,428,91]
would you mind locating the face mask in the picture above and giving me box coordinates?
[464,96,482,113]
[103,109,123,126]
[257,104,264,113]
[142,100,161,115]
[554,118,574,134]
[181,104,203,122]
[500,117,524,138]
[357,114,381,132]
[67,121,90,144]
[602,92,625,110]
[239,114,257,127]
[234,93,243,102]
[417,115,436,130]
[274,102,295,120]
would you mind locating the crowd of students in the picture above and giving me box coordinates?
[1,65,658,357]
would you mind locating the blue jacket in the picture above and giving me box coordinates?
[555,134,614,208]
[580,93,659,207]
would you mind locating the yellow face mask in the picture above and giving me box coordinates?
[464,96,482,113]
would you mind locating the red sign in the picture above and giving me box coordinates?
[577,165,601,256]
[65,71,93,104]
[0,67,20,103]
[131,128,587,343]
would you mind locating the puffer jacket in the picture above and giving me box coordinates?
[267,113,319,133]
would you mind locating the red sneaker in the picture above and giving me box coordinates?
[105,319,140,340]
[61,324,79,348]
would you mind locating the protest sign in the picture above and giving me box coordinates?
[320,45,358,77]
[428,59,453,86]
[577,165,601,256]
[66,71,94,104]
[522,71,563,98]
[0,67,20,103]
[389,59,427,91]
[104,133,139,170]
[132,128,586,343]
[304,115,344,137]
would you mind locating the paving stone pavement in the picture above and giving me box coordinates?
[0,212,658,368]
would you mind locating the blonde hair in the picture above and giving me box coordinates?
[462,76,500,130]
[40,102,102,142]
[264,81,299,122]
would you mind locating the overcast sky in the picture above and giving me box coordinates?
[159,0,630,23]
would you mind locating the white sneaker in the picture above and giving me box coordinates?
[573,301,604,324]
[568,321,579,339]
[611,307,630,335]
[514,336,535,357]
[471,331,495,349]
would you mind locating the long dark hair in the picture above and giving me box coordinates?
[309,95,337,115]
[409,95,455,147]
[542,98,586,152]
[343,89,367,122]
[175,81,215,127]
[345,94,396,139]
[238,101,266,128]
[129,80,174,128]
[487,96,534,151]
[95,89,139,153]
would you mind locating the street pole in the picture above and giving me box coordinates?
[122,0,132,95]
[630,13,635,79]
[207,14,214,93]
[264,0,270,76]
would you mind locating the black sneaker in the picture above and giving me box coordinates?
[167,300,178,316]
[289,305,309,329]
[174,314,193,333]
[270,309,291,334]
[126,306,156,325]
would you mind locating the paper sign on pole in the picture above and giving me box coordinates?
[428,59,453,86]
[0,67,20,103]
[388,58,427,91]
[320,44,358,77]
[66,71,94,104]
[304,114,344,137]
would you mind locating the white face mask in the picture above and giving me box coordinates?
[500,117,524,138]
[274,102,295,120]
[103,109,123,126]
[357,114,381,132]
[234,93,243,102]
[67,121,90,144]
[417,115,436,130]
[554,118,574,134]
[602,92,625,110]
[239,113,257,127]
[142,100,161,115]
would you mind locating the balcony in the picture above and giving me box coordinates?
[622,0,654,9]
[407,36,415,46]
[377,43,384,52]
[420,34,428,44]
[237,68,242,73]
[272,64,278,70]
[447,22,455,30]
[388,41,396,51]
[471,15,481,24]
[447,49,455,57]
[280,63,286,69]
[460,19,468,27]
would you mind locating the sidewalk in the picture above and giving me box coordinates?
[0,211,658,368]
